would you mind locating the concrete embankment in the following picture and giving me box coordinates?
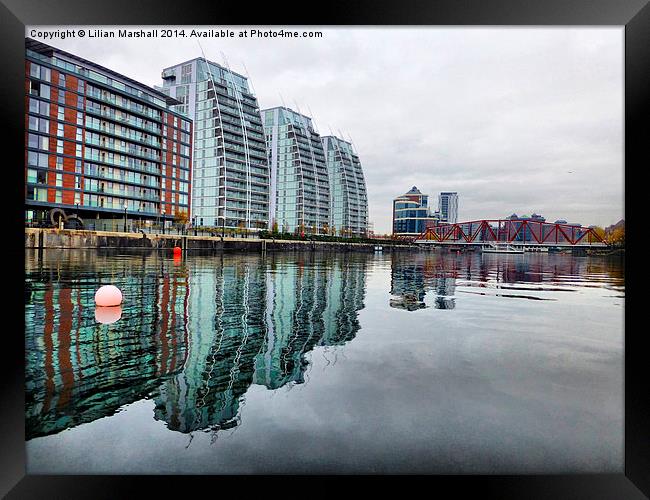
[25,228,419,253]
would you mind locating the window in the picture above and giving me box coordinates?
[29,63,40,79]
[29,63,50,82]
[29,79,50,99]
[29,98,49,116]
[27,133,48,151]
[181,64,192,84]
[27,151,49,168]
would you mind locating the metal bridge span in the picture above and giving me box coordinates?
[409,219,607,248]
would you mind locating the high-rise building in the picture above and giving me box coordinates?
[261,106,330,234]
[392,186,440,236]
[321,135,368,237]
[159,57,269,231]
[438,192,458,223]
[25,38,192,228]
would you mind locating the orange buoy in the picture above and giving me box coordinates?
[95,305,122,324]
[94,285,123,306]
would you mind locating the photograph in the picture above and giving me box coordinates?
[0,1,644,495]
[21,25,627,476]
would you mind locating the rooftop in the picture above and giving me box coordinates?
[26,38,181,108]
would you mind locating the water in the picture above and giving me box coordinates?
[25,249,624,474]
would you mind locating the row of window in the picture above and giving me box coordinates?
[86,83,162,121]
[84,115,161,148]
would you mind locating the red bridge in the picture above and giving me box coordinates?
[409,219,607,248]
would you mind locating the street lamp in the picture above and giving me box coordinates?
[162,208,165,235]
[193,215,197,236]
[123,202,128,233]
[221,217,225,238]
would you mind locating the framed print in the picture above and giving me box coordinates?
[1,0,647,497]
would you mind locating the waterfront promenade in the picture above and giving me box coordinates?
[25,228,418,252]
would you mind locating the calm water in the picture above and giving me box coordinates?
[25,249,624,474]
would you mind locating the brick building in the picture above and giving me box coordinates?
[25,38,192,230]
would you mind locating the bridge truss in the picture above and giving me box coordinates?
[413,219,607,247]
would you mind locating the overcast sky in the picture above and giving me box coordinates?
[27,26,623,233]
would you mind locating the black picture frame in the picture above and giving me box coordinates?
[1,0,646,497]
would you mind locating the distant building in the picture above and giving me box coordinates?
[393,186,440,236]
[505,213,588,242]
[438,192,458,223]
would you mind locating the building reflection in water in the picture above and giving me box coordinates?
[27,249,619,440]
[390,252,457,310]
[26,250,368,439]
[389,251,625,312]
[152,253,367,435]
[25,249,189,440]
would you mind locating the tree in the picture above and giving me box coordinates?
[237,220,246,237]
[271,219,279,234]
[607,225,625,246]
[174,209,189,226]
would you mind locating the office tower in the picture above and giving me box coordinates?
[25,38,192,228]
[159,57,269,231]
[321,135,368,237]
[261,106,330,234]
[392,186,440,236]
[438,192,459,223]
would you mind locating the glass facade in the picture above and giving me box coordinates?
[393,186,439,236]
[321,136,368,237]
[25,39,192,226]
[262,107,330,234]
[160,58,269,230]
[438,192,459,223]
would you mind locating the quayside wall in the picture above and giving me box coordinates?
[25,228,419,253]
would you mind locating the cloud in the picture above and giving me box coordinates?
[27,27,623,232]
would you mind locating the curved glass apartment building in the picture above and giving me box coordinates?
[262,107,330,234]
[321,136,368,237]
[160,58,269,231]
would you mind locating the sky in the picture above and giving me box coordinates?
[26,26,624,233]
